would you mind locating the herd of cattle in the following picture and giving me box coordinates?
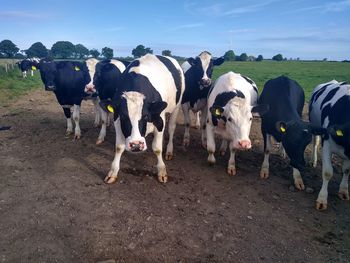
[17,54,350,210]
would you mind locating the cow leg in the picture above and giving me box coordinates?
[338,160,350,200]
[206,123,216,165]
[220,140,228,156]
[311,135,321,168]
[96,106,107,145]
[200,106,208,148]
[153,122,167,183]
[23,71,27,78]
[195,112,200,129]
[31,70,34,77]
[63,107,73,136]
[105,120,125,184]
[260,133,272,179]
[316,141,333,210]
[92,97,101,127]
[182,103,191,146]
[292,168,305,190]
[72,104,81,140]
[165,106,180,160]
[278,143,286,159]
[227,141,236,176]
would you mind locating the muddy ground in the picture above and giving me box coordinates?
[0,89,349,263]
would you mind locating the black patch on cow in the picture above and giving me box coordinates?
[240,74,258,93]
[320,86,340,109]
[125,60,140,71]
[310,83,331,105]
[156,55,182,103]
[211,91,245,126]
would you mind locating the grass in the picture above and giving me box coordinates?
[213,61,350,101]
[0,63,42,106]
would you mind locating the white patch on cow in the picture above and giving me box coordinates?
[198,51,212,81]
[181,61,191,73]
[85,58,99,92]
[110,59,126,73]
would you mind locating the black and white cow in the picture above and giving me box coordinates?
[38,58,91,139]
[309,80,350,210]
[259,76,325,190]
[206,71,266,175]
[181,51,225,147]
[93,59,126,144]
[17,58,39,78]
[101,54,184,184]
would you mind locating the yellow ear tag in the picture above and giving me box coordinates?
[215,108,221,116]
[336,130,344,136]
[107,105,114,113]
[74,66,80,71]
[280,126,286,133]
[31,66,37,70]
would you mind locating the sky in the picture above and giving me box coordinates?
[0,0,350,60]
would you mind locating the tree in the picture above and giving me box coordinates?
[0,39,19,58]
[224,50,235,61]
[89,49,100,58]
[101,47,113,59]
[74,44,89,59]
[25,42,48,58]
[51,41,75,59]
[132,45,153,58]
[256,55,263,61]
[238,53,248,61]
[272,54,283,61]
[162,50,172,56]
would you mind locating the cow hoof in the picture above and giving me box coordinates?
[165,152,173,161]
[227,166,236,176]
[316,201,327,210]
[220,150,226,156]
[74,134,81,140]
[65,130,73,137]
[294,181,305,191]
[260,169,269,179]
[207,155,216,165]
[338,191,350,200]
[104,174,117,184]
[182,139,190,147]
[96,139,104,145]
[158,174,168,183]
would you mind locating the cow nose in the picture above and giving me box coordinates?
[46,85,56,91]
[238,140,251,149]
[129,141,145,152]
[200,78,211,87]
[85,84,95,92]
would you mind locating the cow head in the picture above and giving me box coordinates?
[84,58,100,94]
[276,121,327,169]
[210,95,268,150]
[38,58,57,91]
[101,91,167,152]
[187,51,225,89]
[327,122,350,158]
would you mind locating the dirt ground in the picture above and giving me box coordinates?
[0,89,349,263]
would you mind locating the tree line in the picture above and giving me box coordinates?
[0,39,287,62]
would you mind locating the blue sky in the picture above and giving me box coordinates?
[1,0,349,60]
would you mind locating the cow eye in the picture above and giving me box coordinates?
[228,117,232,122]
[249,117,253,121]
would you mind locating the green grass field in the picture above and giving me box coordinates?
[1,59,350,106]
[213,61,350,101]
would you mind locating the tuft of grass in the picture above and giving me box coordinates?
[0,66,43,106]
[213,61,350,101]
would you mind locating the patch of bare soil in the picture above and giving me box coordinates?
[0,89,349,263]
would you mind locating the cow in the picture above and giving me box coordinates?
[181,51,225,147]
[93,59,126,144]
[309,80,350,210]
[206,71,266,175]
[17,58,39,78]
[259,76,325,190]
[38,58,91,139]
[101,54,184,184]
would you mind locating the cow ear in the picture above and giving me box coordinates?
[210,105,224,118]
[213,56,225,66]
[149,101,167,115]
[328,126,344,138]
[99,100,118,117]
[276,121,287,134]
[251,104,269,117]
[187,57,196,66]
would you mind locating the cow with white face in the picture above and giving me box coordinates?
[102,54,184,184]
[206,72,267,175]
[181,51,225,147]
[309,80,350,210]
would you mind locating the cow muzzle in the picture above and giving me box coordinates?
[45,85,56,91]
[200,78,211,88]
[85,84,96,94]
[128,141,146,152]
[237,140,251,150]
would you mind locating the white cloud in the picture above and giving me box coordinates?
[0,10,48,19]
